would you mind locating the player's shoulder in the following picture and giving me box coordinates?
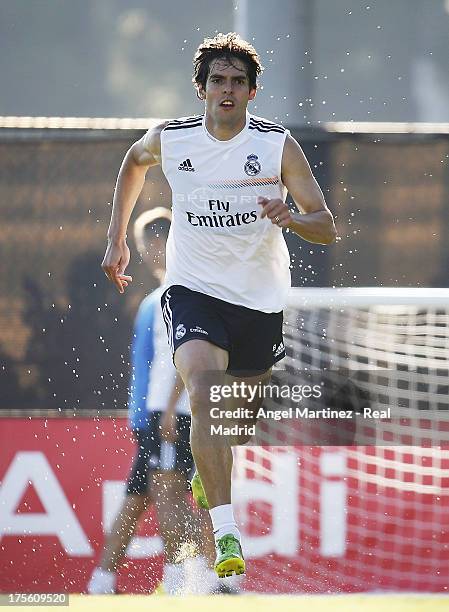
[144,120,170,139]
[140,121,169,160]
[163,114,204,132]
[248,114,288,135]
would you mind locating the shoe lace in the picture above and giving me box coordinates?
[218,534,238,554]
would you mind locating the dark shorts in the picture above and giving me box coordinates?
[161,285,285,375]
[126,411,193,496]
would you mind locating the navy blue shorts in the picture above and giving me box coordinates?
[161,285,285,375]
[126,412,193,495]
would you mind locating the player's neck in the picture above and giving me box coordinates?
[205,112,247,141]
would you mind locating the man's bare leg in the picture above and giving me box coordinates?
[198,508,216,564]
[175,339,276,577]
[151,469,196,594]
[174,340,246,577]
[100,494,150,572]
[190,367,273,510]
[151,470,193,562]
[87,493,150,593]
[174,340,231,509]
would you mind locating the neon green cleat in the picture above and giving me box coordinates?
[190,470,209,509]
[214,534,245,578]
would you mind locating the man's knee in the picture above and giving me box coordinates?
[174,340,229,417]
[187,378,213,417]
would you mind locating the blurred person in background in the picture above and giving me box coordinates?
[89,208,227,595]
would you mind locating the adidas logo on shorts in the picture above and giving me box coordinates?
[178,158,195,171]
[273,342,285,357]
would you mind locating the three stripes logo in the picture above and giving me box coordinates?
[178,158,195,172]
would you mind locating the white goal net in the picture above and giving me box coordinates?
[233,288,449,593]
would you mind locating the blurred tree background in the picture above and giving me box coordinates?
[0,0,232,118]
[1,1,449,122]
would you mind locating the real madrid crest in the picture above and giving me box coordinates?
[244,154,261,176]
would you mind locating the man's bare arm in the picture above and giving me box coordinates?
[282,135,336,244]
[259,134,337,245]
[101,122,168,293]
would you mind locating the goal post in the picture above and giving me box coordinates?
[232,287,449,593]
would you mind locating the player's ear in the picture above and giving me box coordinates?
[196,83,206,100]
[249,87,257,101]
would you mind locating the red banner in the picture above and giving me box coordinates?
[1,419,448,593]
[0,418,162,594]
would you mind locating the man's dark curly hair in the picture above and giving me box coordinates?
[193,32,263,93]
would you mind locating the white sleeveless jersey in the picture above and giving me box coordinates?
[157,111,291,313]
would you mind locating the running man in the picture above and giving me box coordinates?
[101,32,336,578]
[91,209,219,594]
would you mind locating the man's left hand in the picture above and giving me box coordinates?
[258,197,292,228]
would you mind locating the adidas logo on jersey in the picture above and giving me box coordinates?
[178,158,195,171]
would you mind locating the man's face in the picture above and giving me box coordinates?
[199,57,256,122]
